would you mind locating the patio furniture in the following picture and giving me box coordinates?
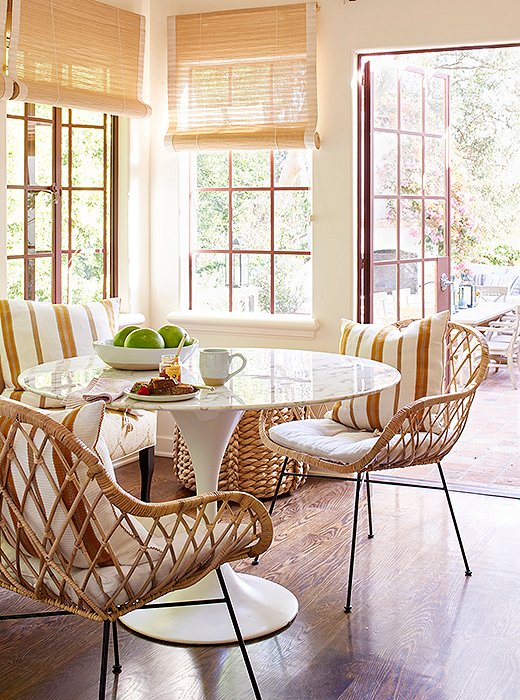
[453,301,516,327]
[0,397,271,700]
[0,298,156,500]
[258,320,489,611]
[18,348,400,644]
[476,305,520,389]
[476,285,509,302]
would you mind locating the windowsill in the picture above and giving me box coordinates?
[166,311,320,339]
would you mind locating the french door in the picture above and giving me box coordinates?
[360,61,451,323]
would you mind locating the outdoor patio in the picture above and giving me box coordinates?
[394,368,520,494]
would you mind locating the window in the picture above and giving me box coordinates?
[5,102,116,303]
[189,150,311,314]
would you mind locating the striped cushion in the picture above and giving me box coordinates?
[1,399,150,569]
[0,298,119,406]
[332,311,449,431]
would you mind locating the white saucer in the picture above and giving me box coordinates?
[124,387,200,402]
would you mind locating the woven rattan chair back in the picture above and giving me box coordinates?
[0,398,272,622]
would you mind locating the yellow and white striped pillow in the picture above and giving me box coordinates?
[332,311,449,432]
[0,298,119,407]
[0,398,150,569]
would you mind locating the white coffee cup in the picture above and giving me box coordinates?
[199,348,247,386]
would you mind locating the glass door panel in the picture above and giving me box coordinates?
[364,62,451,322]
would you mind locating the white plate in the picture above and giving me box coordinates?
[124,387,200,402]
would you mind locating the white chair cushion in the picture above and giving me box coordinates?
[332,311,449,431]
[270,418,436,466]
[100,408,156,460]
[0,297,119,405]
[1,514,257,607]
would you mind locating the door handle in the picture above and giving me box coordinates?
[440,273,453,292]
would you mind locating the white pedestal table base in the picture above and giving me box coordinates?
[121,408,298,644]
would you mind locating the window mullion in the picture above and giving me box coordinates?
[52,107,62,304]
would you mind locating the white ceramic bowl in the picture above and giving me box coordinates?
[93,338,198,370]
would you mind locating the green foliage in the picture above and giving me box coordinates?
[480,244,520,266]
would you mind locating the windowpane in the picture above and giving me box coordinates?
[34,105,53,119]
[274,151,311,187]
[275,255,311,314]
[62,129,70,187]
[400,70,423,132]
[27,191,53,252]
[400,199,422,260]
[71,191,104,249]
[71,109,105,126]
[425,200,446,256]
[374,132,397,195]
[63,251,104,304]
[373,199,397,262]
[425,76,445,134]
[71,128,105,186]
[34,257,53,302]
[192,191,229,249]
[7,190,24,255]
[274,191,311,251]
[373,264,397,324]
[7,118,25,185]
[196,152,229,188]
[27,121,53,186]
[7,259,24,299]
[232,191,270,250]
[424,137,445,196]
[6,101,24,116]
[373,66,398,129]
[192,253,229,312]
[400,262,422,318]
[232,254,270,313]
[232,151,270,187]
[400,134,422,195]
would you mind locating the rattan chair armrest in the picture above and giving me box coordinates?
[87,463,273,558]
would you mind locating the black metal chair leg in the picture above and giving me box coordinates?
[365,472,374,539]
[252,456,288,566]
[216,568,262,700]
[111,620,122,674]
[344,472,363,613]
[138,446,155,502]
[437,462,472,576]
[98,620,111,700]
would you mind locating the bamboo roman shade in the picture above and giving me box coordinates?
[1,0,10,100]
[6,0,151,118]
[166,2,319,151]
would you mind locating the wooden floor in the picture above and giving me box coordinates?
[1,457,520,699]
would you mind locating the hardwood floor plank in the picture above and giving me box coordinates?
[1,458,520,699]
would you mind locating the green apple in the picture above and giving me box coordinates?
[113,325,140,347]
[157,324,188,348]
[184,336,197,346]
[124,328,165,349]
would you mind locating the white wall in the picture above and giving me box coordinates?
[145,0,520,355]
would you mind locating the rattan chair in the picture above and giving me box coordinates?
[0,398,272,699]
[257,321,489,612]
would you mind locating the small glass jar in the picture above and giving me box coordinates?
[159,354,181,382]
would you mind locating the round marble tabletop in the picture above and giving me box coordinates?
[18,348,400,411]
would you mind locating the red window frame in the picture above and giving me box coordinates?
[6,104,118,303]
[189,151,311,314]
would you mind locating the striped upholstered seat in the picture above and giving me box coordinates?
[0,298,156,464]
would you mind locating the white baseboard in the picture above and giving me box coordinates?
[112,432,174,469]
